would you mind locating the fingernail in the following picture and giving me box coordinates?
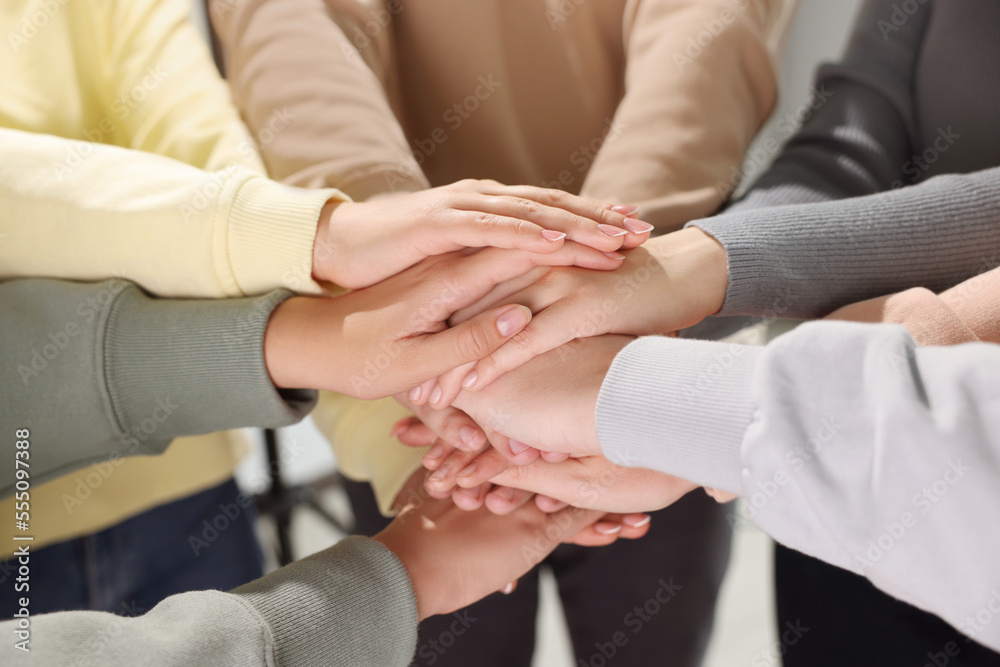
[430,468,448,483]
[460,425,483,447]
[594,522,622,535]
[603,251,625,260]
[429,385,442,405]
[610,204,639,215]
[425,443,445,461]
[408,386,422,403]
[461,370,479,389]
[599,224,628,238]
[457,462,477,478]
[459,486,481,500]
[542,230,567,242]
[508,440,529,455]
[496,307,529,337]
[501,582,516,594]
[623,514,651,528]
[390,418,411,437]
[495,486,515,501]
[623,218,655,234]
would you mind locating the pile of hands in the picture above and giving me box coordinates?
[262,179,732,619]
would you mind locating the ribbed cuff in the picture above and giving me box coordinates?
[102,285,316,451]
[228,176,349,295]
[234,536,418,667]
[596,336,761,494]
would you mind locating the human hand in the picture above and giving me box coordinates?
[373,494,644,619]
[312,180,654,289]
[263,246,622,399]
[410,227,728,409]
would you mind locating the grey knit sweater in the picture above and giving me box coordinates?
[597,0,1000,651]
[0,279,418,665]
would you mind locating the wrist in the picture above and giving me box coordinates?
[311,199,344,283]
[648,227,729,324]
[263,296,342,391]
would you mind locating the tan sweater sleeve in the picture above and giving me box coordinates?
[580,0,798,231]
[210,0,429,199]
[824,267,1000,346]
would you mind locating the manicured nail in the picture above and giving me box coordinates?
[408,386,422,403]
[429,467,448,483]
[460,425,483,448]
[594,522,622,535]
[542,230,567,242]
[623,514,651,528]
[603,251,626,260]
[501,582,516,594]
[508,440,530,455]
[429,385,442,405]
[610,204,639,215]
[425,443,445,461]
[462,370,479,389]
[623,218,655,234]
[494,486,515,501]
[496,307,529,337]
[457,462,477,478]
[598,224,628,238]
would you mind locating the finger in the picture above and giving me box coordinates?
[394,420,438,448]
[452,483,488,511]
[484,486,535,515]
[421,440,454,472]
[540,450,570,463]
[426,447,480,495]
[447,267,551,327]
[564,519,623,547]
[428,362,474,409]
[459,300,586,392]
[534,494,569,513]
[466,428,540,465]
[499,580,518,595]
[455,448,512,488]
[619,218,655,250]
[407,379,438,407]
[405,400,487,452]
[450,194,630,254]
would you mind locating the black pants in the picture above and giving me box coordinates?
[346,480,732,667]
[775,543,1000,666]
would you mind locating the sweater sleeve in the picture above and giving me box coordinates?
[0,127,343,298]
[578,0,797,231]
[210,0,429,198]
[596,321,1000,652]
[0,279,316,497]
[1,536,418,666]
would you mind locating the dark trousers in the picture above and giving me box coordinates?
[346,479,732,667]
[775,543,1000,667]
[0,478,264,618]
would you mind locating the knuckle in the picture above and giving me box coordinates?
[457,321,495,360]
[512,197,541,221]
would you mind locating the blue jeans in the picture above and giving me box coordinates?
[0,478,263,617]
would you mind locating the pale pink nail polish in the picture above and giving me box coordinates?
[598,224,628,238]
[623,514,651,528]
[594,523,622,535]
[541,230,567,242]
[603,251,626,260]
[429,385,443,405]
[501,582,515,595]
[610,204,639,215]
[408,386,422,403]
[623,218,655,234]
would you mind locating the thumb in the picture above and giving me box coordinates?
[406,304,531,385]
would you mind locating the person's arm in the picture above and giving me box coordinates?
[210,0,427,198]
[578,0,798,230]
[0,278,316,495]
[724,0,930,213]
[596,322,1000,651]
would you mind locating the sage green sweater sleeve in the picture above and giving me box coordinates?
[2,535,419,666]
[0,278,316,497]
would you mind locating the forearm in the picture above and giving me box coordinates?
[580,0,797,230]
[0,128,342,298]
[690,166,1000,318]
[0,279,315,496]
[210,0,428,198]
[1,536,417,666]
[597,321,1000,651]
